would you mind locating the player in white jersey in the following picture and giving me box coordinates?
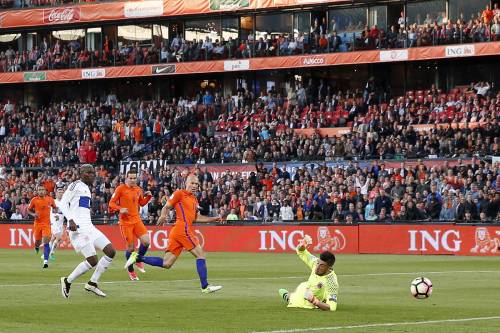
[58,165,116,298]
[47,185,65,261]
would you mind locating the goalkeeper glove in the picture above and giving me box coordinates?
[304,289,320,306]
[298,235,313,248]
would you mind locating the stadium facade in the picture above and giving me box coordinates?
[0,0,498,104]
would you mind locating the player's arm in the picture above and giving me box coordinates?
[27,199,38,219]
[296,236,317,270]
[157,201,174,226]
[59,185,77,231]
[157,190,181,225]
[195,213,222,223]
[321,274,339,311]
[139,190,152,206]
[304,290,336,311]
[50,197,60,213]
[108,186,128,214]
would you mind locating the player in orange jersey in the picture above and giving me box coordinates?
[127,175,223,293]
[109,169,152,281]
[28,185,57,268]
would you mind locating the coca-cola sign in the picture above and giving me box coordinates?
[43,8,81,24]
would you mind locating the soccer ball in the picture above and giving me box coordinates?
[410,277,433,299]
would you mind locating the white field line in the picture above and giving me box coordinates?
[250,316,500,333]
[0,270,499,288]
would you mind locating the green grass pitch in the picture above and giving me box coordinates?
[0,249,499,333]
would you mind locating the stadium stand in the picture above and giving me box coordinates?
[0,80,498,222]
[0,4,499,72]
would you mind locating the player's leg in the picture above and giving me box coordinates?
[85,230,116,297]
[134,223,150,273]
[134,233,150,273]
[49,231,62,260]
[124,223,150,274]
[60,243,98,299]
[34,225,42,254]
[286,282,314,309]
[189,243,222,293]
[139,234,180,269]
[121,225,139,279]
[41,225,51,268]
[279,289,290,303]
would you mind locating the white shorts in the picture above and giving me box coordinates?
[51,221,64,236]
[69,226,111,258]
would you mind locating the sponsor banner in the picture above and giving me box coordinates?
[1,224,357,253]
[301,55,326,66]
[445,44,475,57]
[263,159,469,179]
[151,64,176,75]
[359,224,500,256]
[43,7,80,24]
[289,123,489,137]
[291,127,351,137]
[124,0,163,18]
[119,160,256,178]
[209,0,249,10]
[23,71,46,82]
[2,224,498,255]
[0,0,348,29]
[120,158,469,182]
[81,68,106,79]
[410,122,488,132]
[379,49,408,62]
[224,59,250,71]
[0,42,498,84]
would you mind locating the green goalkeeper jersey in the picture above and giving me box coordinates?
[287,247,339,311]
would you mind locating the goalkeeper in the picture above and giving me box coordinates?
[278,235,339,311]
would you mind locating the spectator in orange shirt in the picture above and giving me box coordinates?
[261,174,273,192]
[318,34,328,51]
[133,122,143,144]
[482,5,494,25]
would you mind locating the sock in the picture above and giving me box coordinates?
[35,246,39,253]
[67,261,93,283]
[43,243,50,261]
[138,244,149,258]
[50,240,57,255]
[282,292,289,302]
[141,256,164,268]
[196,258,209,289]
[125,251,134,272]
[90,255,113,283]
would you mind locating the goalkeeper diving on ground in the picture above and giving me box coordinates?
[279,235,339,311]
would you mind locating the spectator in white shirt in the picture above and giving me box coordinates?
[10,208,23,220]
[474,82,490,97]
[280,201,294,221]
[202,37,214,53]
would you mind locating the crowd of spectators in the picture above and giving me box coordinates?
[1,157,499,223]
[0,80,497,168]
[1,5,499,72]
[0,78,498,222]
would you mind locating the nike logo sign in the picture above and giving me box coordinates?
[152,65,175,74]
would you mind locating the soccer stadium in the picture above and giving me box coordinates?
[0,0,499,332]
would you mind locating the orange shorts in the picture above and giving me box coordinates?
[119,222,148,245]
[34,224,51,241]
[167,231,199,257]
